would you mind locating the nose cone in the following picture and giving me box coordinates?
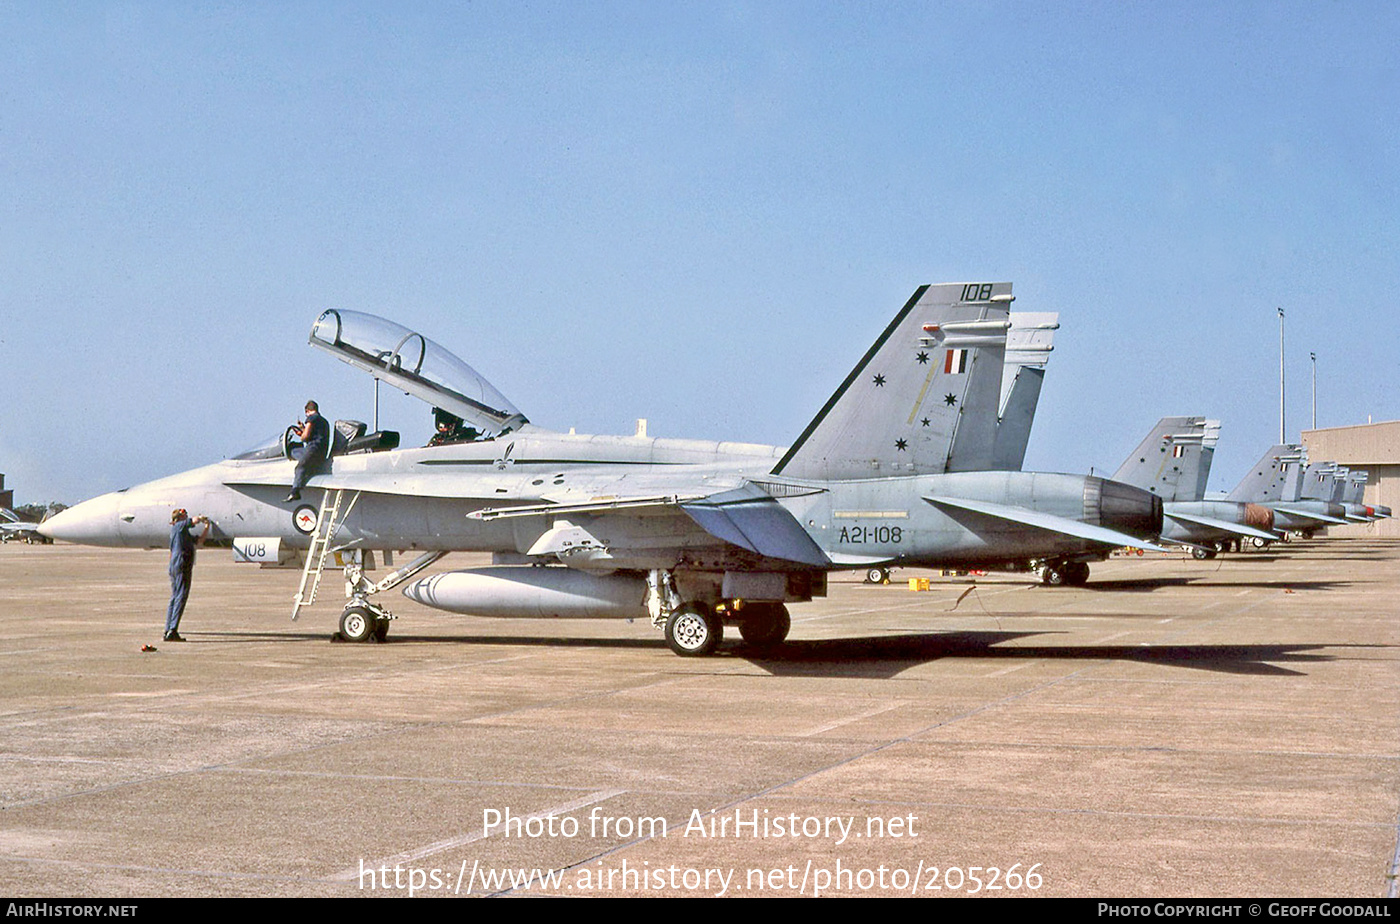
[38,492,128,546]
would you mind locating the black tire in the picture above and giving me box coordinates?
[738,604,790,648]
[1065,561,1091,585]
[373,619,390,643]
[1192,546,1211,560]
[665,604,723,657]
[340,606,377,643]
[864,567,889,584]
[1040,564,1065,586]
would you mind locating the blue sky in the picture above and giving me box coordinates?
[3,1,1396,503]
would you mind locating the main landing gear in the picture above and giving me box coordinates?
[1038,560,1090,586]
[664,604,724,657]
[660,601,793,656]
[648,570,793,657]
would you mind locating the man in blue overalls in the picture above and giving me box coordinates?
[166,508,210,642]
[286,399,331,502]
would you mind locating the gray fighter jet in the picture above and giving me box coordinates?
[1227,445,1348,539]
[1109,417,1278,558]
[0,508,51,544]
[42,283,1164,655]
[1301,463,1377,523]
[1341,470,1387,520]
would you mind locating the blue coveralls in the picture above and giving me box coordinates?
[166,518,199,637]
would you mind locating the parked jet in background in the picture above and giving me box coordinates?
[0,508,50,544]
[43,283,1164,654]
[1109,417,1277,558]
[1227,445,1347,539]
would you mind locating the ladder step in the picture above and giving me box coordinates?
[292,488,356,620]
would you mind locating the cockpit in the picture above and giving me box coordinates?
[233,310,528,464]
[230,420,401,462]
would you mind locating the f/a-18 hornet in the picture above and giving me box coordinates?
[43,282,1164,655]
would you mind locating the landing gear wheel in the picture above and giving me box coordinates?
[1250,536,1271,549]
[339,606,377,643]
[864,567,891,584]
[665,604,723,657]
[1040,564,1065,586]
[738,604,791,648]
[1064,561,1091,585]
[374,619,389,643]
[1191,546,1215,560]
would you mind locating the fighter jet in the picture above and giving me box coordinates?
[1342,470,1388,520]
[0,508,51,544]
[43,282,1164,655]
[1109,417,1278,558]
[1227,445,1348,539]
[863,310,1059,584]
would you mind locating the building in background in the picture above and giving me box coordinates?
[1301,421,1400,538]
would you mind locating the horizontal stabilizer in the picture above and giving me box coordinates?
[1164,510,1279,541]
[1271,505,1350,525]
[924,495,1168,553]
[681,485,830,567]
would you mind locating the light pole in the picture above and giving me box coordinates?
[1278,308,1286,442]
[1310,351,1316,430]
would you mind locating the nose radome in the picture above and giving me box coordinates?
[37,492,126,546]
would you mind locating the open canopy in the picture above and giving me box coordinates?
[309,309,528,436]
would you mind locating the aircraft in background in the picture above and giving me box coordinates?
[1,508,51,544]
[43,283,1164,655]
[1226,445,1350,540]
[1108,417,1278,559]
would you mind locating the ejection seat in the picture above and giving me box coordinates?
[334,419,401,455]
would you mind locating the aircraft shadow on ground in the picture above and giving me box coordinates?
[1224,553,1391,563]
[1079,578,1351,592]
[738,631,1346,679]
[193,629,1349,681]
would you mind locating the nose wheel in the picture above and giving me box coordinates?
[338,603,391,643]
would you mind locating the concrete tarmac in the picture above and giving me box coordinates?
[2,540,1398,898]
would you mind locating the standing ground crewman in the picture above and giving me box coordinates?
[166,508,210,642]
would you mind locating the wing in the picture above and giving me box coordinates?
[469,483,831,568]
[1163,510,1279,541]
[924,494,1168,553]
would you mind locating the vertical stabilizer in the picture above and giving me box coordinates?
[772,282,1012,480]
[990,312,1059,471]
[1230,444,1304,502]
[1299,462,1340,502]
[1347,470,1369,506]
[1280,446,1308,501]
[1111,417,1219,502]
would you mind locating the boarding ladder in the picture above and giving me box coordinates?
[291,488,360,620]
